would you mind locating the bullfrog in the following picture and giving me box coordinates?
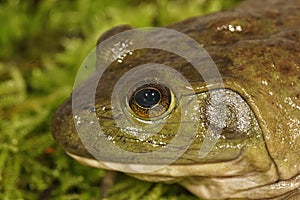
[51,0,300,199]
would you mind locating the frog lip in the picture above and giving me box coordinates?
[66,144,274,177]
[67,151,242,176]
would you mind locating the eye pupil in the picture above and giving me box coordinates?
[135,88,161,108]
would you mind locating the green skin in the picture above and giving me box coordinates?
[52,0,300,199]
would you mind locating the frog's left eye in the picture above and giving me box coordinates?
[128,83,175,119]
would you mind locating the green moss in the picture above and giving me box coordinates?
[0,0,242,199]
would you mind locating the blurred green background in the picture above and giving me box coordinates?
[0,0,242,199]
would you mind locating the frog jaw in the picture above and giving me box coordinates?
[67,146,283,200]
[68,151,300,199]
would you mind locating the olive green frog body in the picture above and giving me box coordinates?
[52,0,300,199]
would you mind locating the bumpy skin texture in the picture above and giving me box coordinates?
[52,0,300,199]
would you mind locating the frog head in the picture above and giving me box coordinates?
[51,1,300,199]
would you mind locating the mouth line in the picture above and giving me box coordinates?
[67,149,246,176]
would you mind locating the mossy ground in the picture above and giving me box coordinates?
[0,0,242,199]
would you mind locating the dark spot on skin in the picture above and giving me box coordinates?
[214,56,234,69]
[266,10,280,18]
[213,56,237,76]
[279,65,290,74]
[278,64,296,76]
[275,20,284,26]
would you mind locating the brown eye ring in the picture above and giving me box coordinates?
[128,83,172,119]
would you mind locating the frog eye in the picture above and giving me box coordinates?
[128,83,175,119]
